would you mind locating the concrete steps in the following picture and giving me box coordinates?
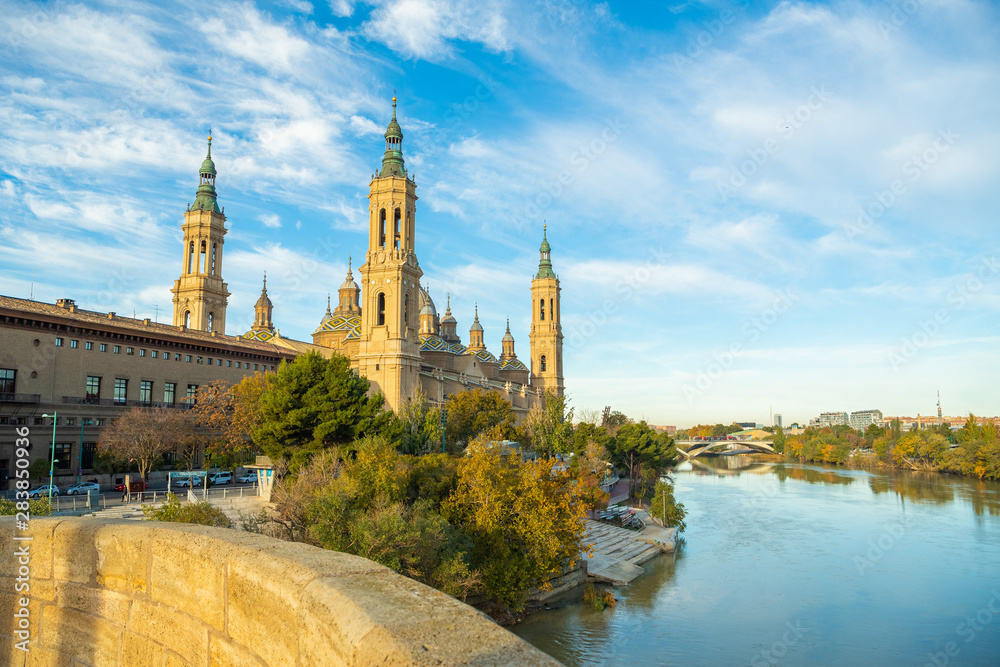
[582,517,673,585]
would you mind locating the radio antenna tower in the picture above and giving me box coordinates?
[937,391,942,426]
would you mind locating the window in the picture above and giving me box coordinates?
[66,417,76,426]
[55,338,64,347]
[394,208,401,250]
[211,244,217,274]
[184,311,191,328]
[113,346,121,354]
[85,342,93,350]
[540,299,545,321]
[174,353,181,361]
[379,209,386,247]
[253,364,258,371]
[207,313,214,332]
[187,384,198,400]
[151,350,158,359]
[81,442,98,469]
[86,376,101,400]
[53,443,72,470]
[70,340,78,348]
[216,359,222,366]
[139,349,146,357]
[126,347,133,355]
[550,298,555,322]
[377,293,386,326]
[139,380,153,405]
[34,417,43,426]
[100,344,107,352]
[188,241,194,273]
[540,355,547,372]
[207,357,212,365]
[164,383,176,404]
[196,356,203,364]
[0,368,15,394]
[94,418,105,427]
[185,355,192,363]
[235,361,241,369]
[114,379,128,405]
[404,293,409,328]
[226,360,231,367]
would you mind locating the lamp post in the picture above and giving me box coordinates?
[41,412,58,503]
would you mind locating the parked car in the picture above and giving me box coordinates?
[65,482,100,495]
[113,483,126,492]
[236,473,255,484]
[172,477,194,488]
[208,472,232,486]
[28,484,60,498]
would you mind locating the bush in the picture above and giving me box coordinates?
[142,493,232,528]
[647,478,686,532]
[0,497,51,516]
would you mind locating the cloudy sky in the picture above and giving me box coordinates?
[1,0,998,427]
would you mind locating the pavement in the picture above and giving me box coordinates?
[581,509,676,585]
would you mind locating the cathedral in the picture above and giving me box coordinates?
[170,98,564,418]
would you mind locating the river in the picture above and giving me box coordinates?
[512,456,1000,666]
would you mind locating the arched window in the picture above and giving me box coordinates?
[211,244,217,274]
[404,293,409,328]
[394,208,401,250]
[184,311,191,328]
[379,210,386,248]
[207,312,214,332]
[550,298,554,322]
[540,298,545,321]
[540,355,547,372]
[377,293,386,326]
[200,241,207,274]
[188,242,194,274]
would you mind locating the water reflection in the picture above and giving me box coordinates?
[514,461,1000,666]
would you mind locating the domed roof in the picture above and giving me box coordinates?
[440,295,456,324]
[340,257,359,291]
[501,318,514,343]
[499,358,528,371]
[255,275,272,309]
[472,349,497,364]
[418,285,436,317]
[469,305,483,332]
[200,134,217,176]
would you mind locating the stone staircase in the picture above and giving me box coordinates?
[584,521,663,567]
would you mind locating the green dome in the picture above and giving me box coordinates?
[200,156,217,177]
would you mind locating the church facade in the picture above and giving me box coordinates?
[223,98,566,417]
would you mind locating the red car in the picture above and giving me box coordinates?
[113,483,126,492]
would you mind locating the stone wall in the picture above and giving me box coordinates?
[0,517,559,666]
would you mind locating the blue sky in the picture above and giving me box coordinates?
[1,0,998,427]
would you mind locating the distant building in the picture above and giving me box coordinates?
[818,412,849,428]
[651,425,677,435]
[774,413,782,429]
[737,421,756,429]
[850,409,883,431]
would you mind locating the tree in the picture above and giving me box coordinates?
[772,426,786,453]
[606,421,677,499]
[253,352,393,468]
[523,391,574,456]
[394,390,442,455]
[192,374,270,457]
[442,433,590,611]
[648,478,687,532]
[443,388,517,453]
[99,407,194,481]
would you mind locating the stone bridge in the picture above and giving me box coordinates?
[676,440,775,458]
[0,517,557,666]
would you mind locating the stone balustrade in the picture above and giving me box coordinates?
[0,517,559,666]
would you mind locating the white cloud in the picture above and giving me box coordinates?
[362,0,510,60]
[258,213,282,228]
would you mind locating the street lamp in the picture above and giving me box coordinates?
[41,412,58,503]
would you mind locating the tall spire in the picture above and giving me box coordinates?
[192,131,221,213]
[536,224,555,279]
[379,96,406,178]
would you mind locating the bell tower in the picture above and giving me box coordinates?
[357,97,423,411]
[529,226,564,396]
[171,133,230,333]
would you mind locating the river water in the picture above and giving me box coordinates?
[512,457,1000,666]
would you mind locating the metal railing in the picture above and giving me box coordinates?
[61,396,192,409]
[0,392,41,403]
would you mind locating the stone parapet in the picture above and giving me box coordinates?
[0,517,559,666]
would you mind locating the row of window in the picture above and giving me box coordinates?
[86,377,197,405]
[30,416,103,427]
[52,339,273,371]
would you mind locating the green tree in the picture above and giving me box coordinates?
[142,493,232,528]
[772,426,786,453]
[27,458,50,482]
[647,478,686,532]
[253,352,393,468]
[443,388,517,453]
[394,390,442,455]
[523,391,574,455]
[606,421,677,499]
